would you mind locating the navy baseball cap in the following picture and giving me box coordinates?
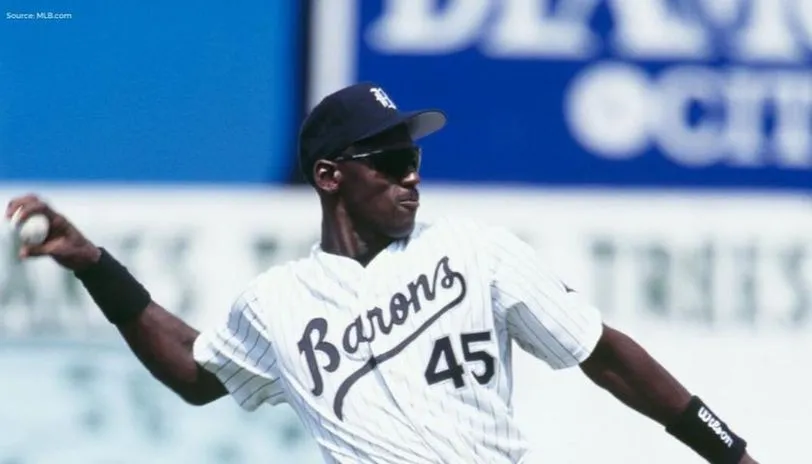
[298,82,447,183]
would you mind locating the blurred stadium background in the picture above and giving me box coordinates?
[1,1,810,462]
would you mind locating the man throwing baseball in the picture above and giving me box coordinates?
[6,82,757,463]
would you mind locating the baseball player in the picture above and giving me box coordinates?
[6,82,757,464]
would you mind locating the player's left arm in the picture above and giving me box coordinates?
[580,325,757,464]
[484,225,757,464]
[580,323,690,423]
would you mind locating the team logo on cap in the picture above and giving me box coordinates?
[370,87,397,110]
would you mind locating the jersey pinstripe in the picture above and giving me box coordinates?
[193,218,603,463]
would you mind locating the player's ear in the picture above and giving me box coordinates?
[314,160,341,194]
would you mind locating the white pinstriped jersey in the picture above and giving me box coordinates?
[193,218,603,464]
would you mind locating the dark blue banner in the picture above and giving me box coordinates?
[314,0,812,188]
[1,1,301,183]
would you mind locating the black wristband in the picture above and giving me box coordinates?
[666,396,747,464]
[74,248,151,326]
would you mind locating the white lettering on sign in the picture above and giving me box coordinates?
[565,63,812,168]
[366,0,492,54]
[367,0,811,62]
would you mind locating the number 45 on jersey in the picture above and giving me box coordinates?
[424,331,495,388]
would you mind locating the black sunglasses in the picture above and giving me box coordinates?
[334,146,422,179]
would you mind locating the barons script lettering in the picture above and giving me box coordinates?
[297,256,467,419]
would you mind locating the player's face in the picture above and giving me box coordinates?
[337,125,421,239]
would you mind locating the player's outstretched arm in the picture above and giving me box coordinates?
[483,224,757,464]
[5,195,227,406]
[580,325,758,464]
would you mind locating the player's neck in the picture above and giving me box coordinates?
[320,214,392,267]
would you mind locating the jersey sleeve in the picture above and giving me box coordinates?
[485,226,604,369]
[192,289,286,411]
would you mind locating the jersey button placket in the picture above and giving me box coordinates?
[360,278,403,407]
[344,289,375,363]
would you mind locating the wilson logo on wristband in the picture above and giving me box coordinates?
[698,406,734,447]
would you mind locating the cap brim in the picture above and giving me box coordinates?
[402,109,447,141]
[352,109,447,147]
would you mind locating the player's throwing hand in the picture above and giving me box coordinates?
[5,194,101,270]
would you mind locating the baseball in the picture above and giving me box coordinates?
[10,208,50,246]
